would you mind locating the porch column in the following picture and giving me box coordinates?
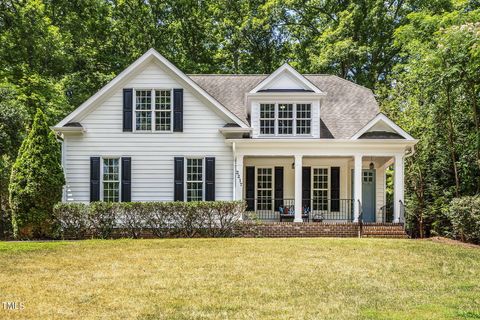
[353,154,363,222]
[294,155,303,222]
[394,154,404,223]
[235,155,244,201]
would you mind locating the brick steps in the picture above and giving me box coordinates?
[361,224,409,238]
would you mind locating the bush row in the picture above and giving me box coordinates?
[447,196,480,244]
[53,201,246,239]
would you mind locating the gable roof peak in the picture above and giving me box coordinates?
[249,63,324,94]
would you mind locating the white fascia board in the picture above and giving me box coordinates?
[249,63,323,94]
[51,126,85,133]
[246,92,326,98]
[219,127,252,133]
[350,113,415,140]
[226,138,417,157]
[56,48,248,128]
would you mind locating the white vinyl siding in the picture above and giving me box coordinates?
[63,61,233,202]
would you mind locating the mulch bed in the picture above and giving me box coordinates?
[425,236,480,249]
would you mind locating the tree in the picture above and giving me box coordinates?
[9,108,64,239]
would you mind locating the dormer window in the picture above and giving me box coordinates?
[259,103,311,136]
[134,89,172,132]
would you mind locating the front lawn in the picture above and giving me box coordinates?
[0,238,479,319]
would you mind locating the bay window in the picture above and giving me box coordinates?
[259,103,312,136]
[135,89,172,132]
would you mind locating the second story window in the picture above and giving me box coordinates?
[135,89,172,132]
[259,103,312,136]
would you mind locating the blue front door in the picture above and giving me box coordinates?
[351,169,376,222]
[361,170,376,222]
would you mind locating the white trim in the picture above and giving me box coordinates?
[55,48,249,129]
[350,113,415,140]
[249,63,324,94]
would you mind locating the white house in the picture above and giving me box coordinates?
[53,48,417,224]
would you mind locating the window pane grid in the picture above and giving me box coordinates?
[257,168,273,210]
[260,104,275,135]
[103,159,119,202]
[135,89,172,132]
[187,159,203,202]
[260,103,311,136]
[296,103,311,135]
[155,90,171,110]
[313,168,328,211]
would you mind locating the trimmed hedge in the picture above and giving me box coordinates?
[447,196,480,244]
[53,201,245,239]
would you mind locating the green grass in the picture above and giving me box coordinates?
[0,238,479,319]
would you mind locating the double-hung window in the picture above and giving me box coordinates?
[259,104,275,135]
[296,103,312,135]
[186,158,203,201]
[259,103,311,136]
[103,158,120,202]
[256,168,273,211]
[312,168,328,211]
[135,89,172,132]
[278,104,294,134]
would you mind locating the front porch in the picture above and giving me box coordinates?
[234,152,406,224]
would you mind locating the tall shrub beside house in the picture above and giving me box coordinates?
[9,109,64,239]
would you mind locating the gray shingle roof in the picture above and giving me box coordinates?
[188,74,379,139]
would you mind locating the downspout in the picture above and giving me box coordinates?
[56,133,67,202]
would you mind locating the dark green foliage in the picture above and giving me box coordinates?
[448,196,480,244]
[53,201,245,239]
[9,109,64,239]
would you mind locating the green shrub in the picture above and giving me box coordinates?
[53,201,245,239]
[447,196,480,244]
[9,109,64,239]
[88,202,117,239]
[53,202,89,239]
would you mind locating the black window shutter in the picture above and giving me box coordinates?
[302,167,311,209]
[274,167,284,211]
[123,88,133,132]
[330,167,340,211]
[174,157,184,201]
[90,157,101,202]
[245,166,255,211]
[173,88,183,132]
[121,157,132,202]
[205,157,215,201]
